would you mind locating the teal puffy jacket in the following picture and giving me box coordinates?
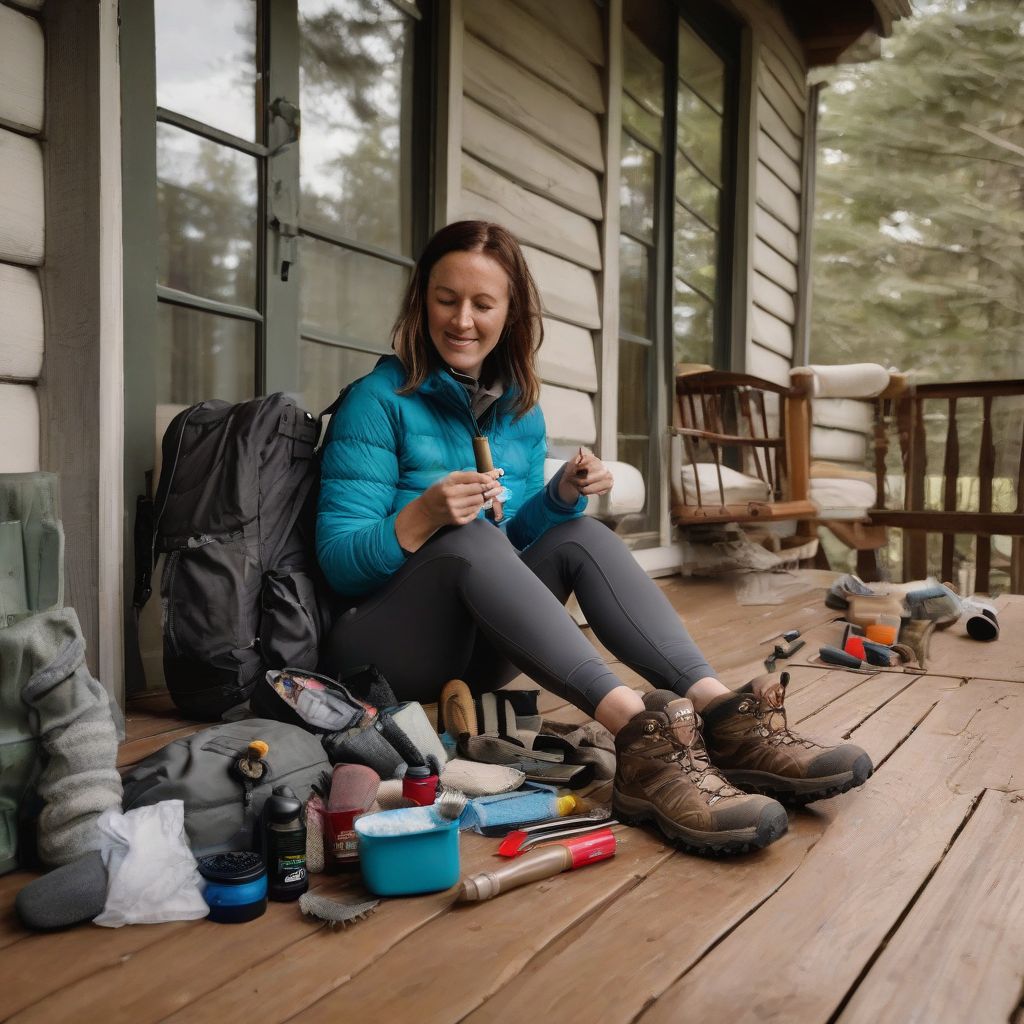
[317,356,585,598]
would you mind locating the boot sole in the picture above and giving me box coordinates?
[721,753,874,807]
[612,792,788,857]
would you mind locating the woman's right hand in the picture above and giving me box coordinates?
[395,469,503,553]
[419,469,504,527]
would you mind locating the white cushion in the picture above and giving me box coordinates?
[794,363,891,398]
[814,397,873,433]
[810,477,877,520]
[543,458,646,518]
[680,463,770,505]
[811,426,868,464]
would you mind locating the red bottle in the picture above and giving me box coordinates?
[402,764,438,806]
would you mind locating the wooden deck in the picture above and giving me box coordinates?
[2,573,1023,1024]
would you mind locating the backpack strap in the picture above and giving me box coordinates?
[132,404,199,611]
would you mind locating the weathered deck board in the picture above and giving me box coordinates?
[4,580,1024,1024]
[464,808,839,1024]
[638,679,1020,1024]
[837,788,1024,1024]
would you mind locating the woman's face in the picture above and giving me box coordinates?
[426,250,510,380]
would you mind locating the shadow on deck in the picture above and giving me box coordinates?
[2,572,1022,1024]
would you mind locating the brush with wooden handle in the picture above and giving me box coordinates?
[472,435,503,521]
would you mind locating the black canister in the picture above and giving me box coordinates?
[262,785,309,901]
[197,851,268,923]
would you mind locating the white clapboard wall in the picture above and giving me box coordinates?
[0,2,45,472]
[456,0,605,453]
[733,0,808,386]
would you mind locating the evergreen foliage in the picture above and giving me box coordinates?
[811,0,1024,383]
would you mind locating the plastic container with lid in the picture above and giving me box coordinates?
[354,806,460,896]
[197,851,268,924]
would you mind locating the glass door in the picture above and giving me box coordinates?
[123,0,430,690]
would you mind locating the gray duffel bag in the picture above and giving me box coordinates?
[121,718,329,856]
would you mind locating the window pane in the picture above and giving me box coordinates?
[674,203,718,295]
[155,0,258,142]
[619,236,651,337]
[673,278,714,366]
[300,237,409,346]
[300,341,380,417]
[622,96,663,153]
[679,21,724,113]
[618,341,650,436]
[300,0,416,254]
[620,134,656,243]
[623,27,664,118]
[156,303,256,406]
[677,82,723,185]
[676,154,720,226]
[157,124,259,308]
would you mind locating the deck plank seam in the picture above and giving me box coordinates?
[451,849,677,1024]
[835,674,928,742]
[625,833,834,1024]
[866,698,942,773]
[822,787,989,1024]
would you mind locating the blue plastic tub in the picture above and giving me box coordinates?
[354,806,460,896]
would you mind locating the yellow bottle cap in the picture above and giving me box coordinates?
[556,795,578,816]
[247,740,269,759]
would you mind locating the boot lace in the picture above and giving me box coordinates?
[752,695,822,751]
[663,726,743,801]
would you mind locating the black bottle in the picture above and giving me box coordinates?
[262,785,308,901]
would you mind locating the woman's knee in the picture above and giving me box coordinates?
[425,518,518,559]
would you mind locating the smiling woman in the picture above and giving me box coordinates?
[314,219,870,857]
[426,251,510,380]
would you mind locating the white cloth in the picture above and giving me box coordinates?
[93,800,208,927]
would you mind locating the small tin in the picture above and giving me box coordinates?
[197,852,268,924]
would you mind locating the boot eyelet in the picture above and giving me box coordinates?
[644,722,656,734]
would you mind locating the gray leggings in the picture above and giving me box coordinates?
[323,517,716,718]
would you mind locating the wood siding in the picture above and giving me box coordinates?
[0,2,44,473]
[452,1,608,452]
[733,0,808,385]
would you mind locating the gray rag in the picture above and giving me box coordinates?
[17,608,123,867]
[540,719,617,780]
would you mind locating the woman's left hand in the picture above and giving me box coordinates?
[558,447,614,504]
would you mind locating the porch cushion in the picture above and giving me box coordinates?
[810,461,877,520]
[543,458,645,517]
[679,463,771,506]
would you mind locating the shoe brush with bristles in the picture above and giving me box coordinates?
[298,893,379,928]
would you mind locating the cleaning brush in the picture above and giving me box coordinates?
[434,788,468,821]
[298,892,380,929]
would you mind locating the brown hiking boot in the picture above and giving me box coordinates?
[701,673,873,806]
[612,691,788,856]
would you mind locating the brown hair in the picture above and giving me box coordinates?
[392,220,543,418]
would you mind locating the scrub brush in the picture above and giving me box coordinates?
[298,893,380,928]
[434,788,468,821]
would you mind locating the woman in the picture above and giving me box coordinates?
[317,220,871,856]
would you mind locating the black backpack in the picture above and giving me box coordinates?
[133,392,343,719]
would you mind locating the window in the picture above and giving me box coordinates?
[124,0,430,487]
[615,2,739,542]
[122,0,431,690]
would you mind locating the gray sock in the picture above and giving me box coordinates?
[15,849,108,930]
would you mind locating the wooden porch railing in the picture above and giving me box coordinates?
[868,379,1024,593]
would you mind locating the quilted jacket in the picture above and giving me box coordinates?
[316,355,585,598]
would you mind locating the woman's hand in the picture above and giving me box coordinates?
[420,469,504,526]
[395,469,503,553]
[558,447,614,505]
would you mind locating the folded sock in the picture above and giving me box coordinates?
[905,584,961,628]
[15,850,108,930]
